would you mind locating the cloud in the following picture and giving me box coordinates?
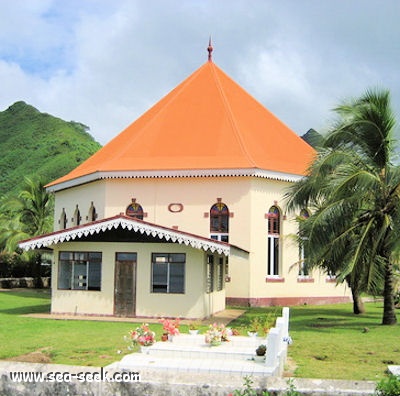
[0,0,399,144]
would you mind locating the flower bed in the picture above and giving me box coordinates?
[126,323,156,348]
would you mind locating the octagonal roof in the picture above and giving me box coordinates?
[47,56,315,191]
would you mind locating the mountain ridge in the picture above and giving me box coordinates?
[0,101,102,198]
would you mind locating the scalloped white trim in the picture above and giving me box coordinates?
[19,216,231,256]
[46,168,303,192]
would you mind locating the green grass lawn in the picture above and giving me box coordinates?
[0,289,152,367]
[0,289,399,381]
[228,303,400,381]
[289,303,400,381]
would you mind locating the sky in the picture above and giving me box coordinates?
[1,0,400,145]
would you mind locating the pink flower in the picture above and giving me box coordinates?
[159,318,180,335]
[127,323,155,347]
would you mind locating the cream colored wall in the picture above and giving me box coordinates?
[54,176,252,246]
[242,177,350,300]
[224,254,251,299]
[134,247,225,318]
[225,178,288,299]
[53,181,106,230]
[52,175,350,304]
[102,177,253,250]
[51,241,225,318]
[52,241,115,315]
[247,178,294,295]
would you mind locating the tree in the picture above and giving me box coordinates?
[0,177,53,285]
[286,88,399,324]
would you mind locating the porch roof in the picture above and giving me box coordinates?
[19,214,247,256]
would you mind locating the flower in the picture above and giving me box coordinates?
[204,322,230,345]
[159,318,180,336]
[127,323,156,347]
[189,322,200,330]
[230,328,240,336]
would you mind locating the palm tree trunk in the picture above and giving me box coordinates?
[351,288,366,314]
[347,276,366,314]
[33,253,43,289]
[382,261,397,325]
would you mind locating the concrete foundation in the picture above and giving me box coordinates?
[0,361,376,395]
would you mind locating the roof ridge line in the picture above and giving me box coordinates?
[46,168,304,192]
[210,63,258,168]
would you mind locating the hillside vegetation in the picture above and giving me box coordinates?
[0,101,101,198]
[301,128,324,148]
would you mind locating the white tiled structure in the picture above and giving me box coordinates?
[109,308,290,377]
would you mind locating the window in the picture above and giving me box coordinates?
[267,206,280,276]
[298,209,310,277]
[151,253,185,293]
[268,206,280,234]
[116,252,137,261]
[210,200,229,242]
[217,257,224,291]
[206,255,215,293]
[88,202,97,222]
[58,252,102,291]
[126,199,144,220]
[59,208,67,230]
[224,258,231,282]
[327,270,337,279]
[73,205,81,226]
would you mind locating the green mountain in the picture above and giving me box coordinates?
[0,101,102,198]
[301,128,324,148]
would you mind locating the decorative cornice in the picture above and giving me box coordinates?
[19,215,234,256]
[46,168,303,192]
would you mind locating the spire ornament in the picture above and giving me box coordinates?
[207,37,213,62]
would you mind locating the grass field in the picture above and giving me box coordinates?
[0,290,142,367]
[229,303,400,380]
[0,289,398,380]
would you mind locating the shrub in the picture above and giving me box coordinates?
[375,374,400,396]
[230,376,299,396]
[255,344,266,356]
[394,291,400,308]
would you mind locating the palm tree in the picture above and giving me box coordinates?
[286,88,399,325]
[0,177,53,285]
[1,177,53,246]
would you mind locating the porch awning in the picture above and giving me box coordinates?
[19,214,247,256]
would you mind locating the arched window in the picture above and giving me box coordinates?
[126,199,144,220]
[88,202,97,222]
[59,208,67,230]
[299,208,310,219]
[210,199,229,242]
[268,206,280,234]
[73,205,81,226]
[299,209,310,277]
[267,206,280,276]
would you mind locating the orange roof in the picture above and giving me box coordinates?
[48,59,315,188]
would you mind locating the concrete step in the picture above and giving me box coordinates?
[110,353,276,376]
[171,334,266,348]
[144,343,254,360]
[145,334,266,360]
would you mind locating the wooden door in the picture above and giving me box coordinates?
[114,253,137,317]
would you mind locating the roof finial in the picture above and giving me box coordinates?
[207,36,213,62]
